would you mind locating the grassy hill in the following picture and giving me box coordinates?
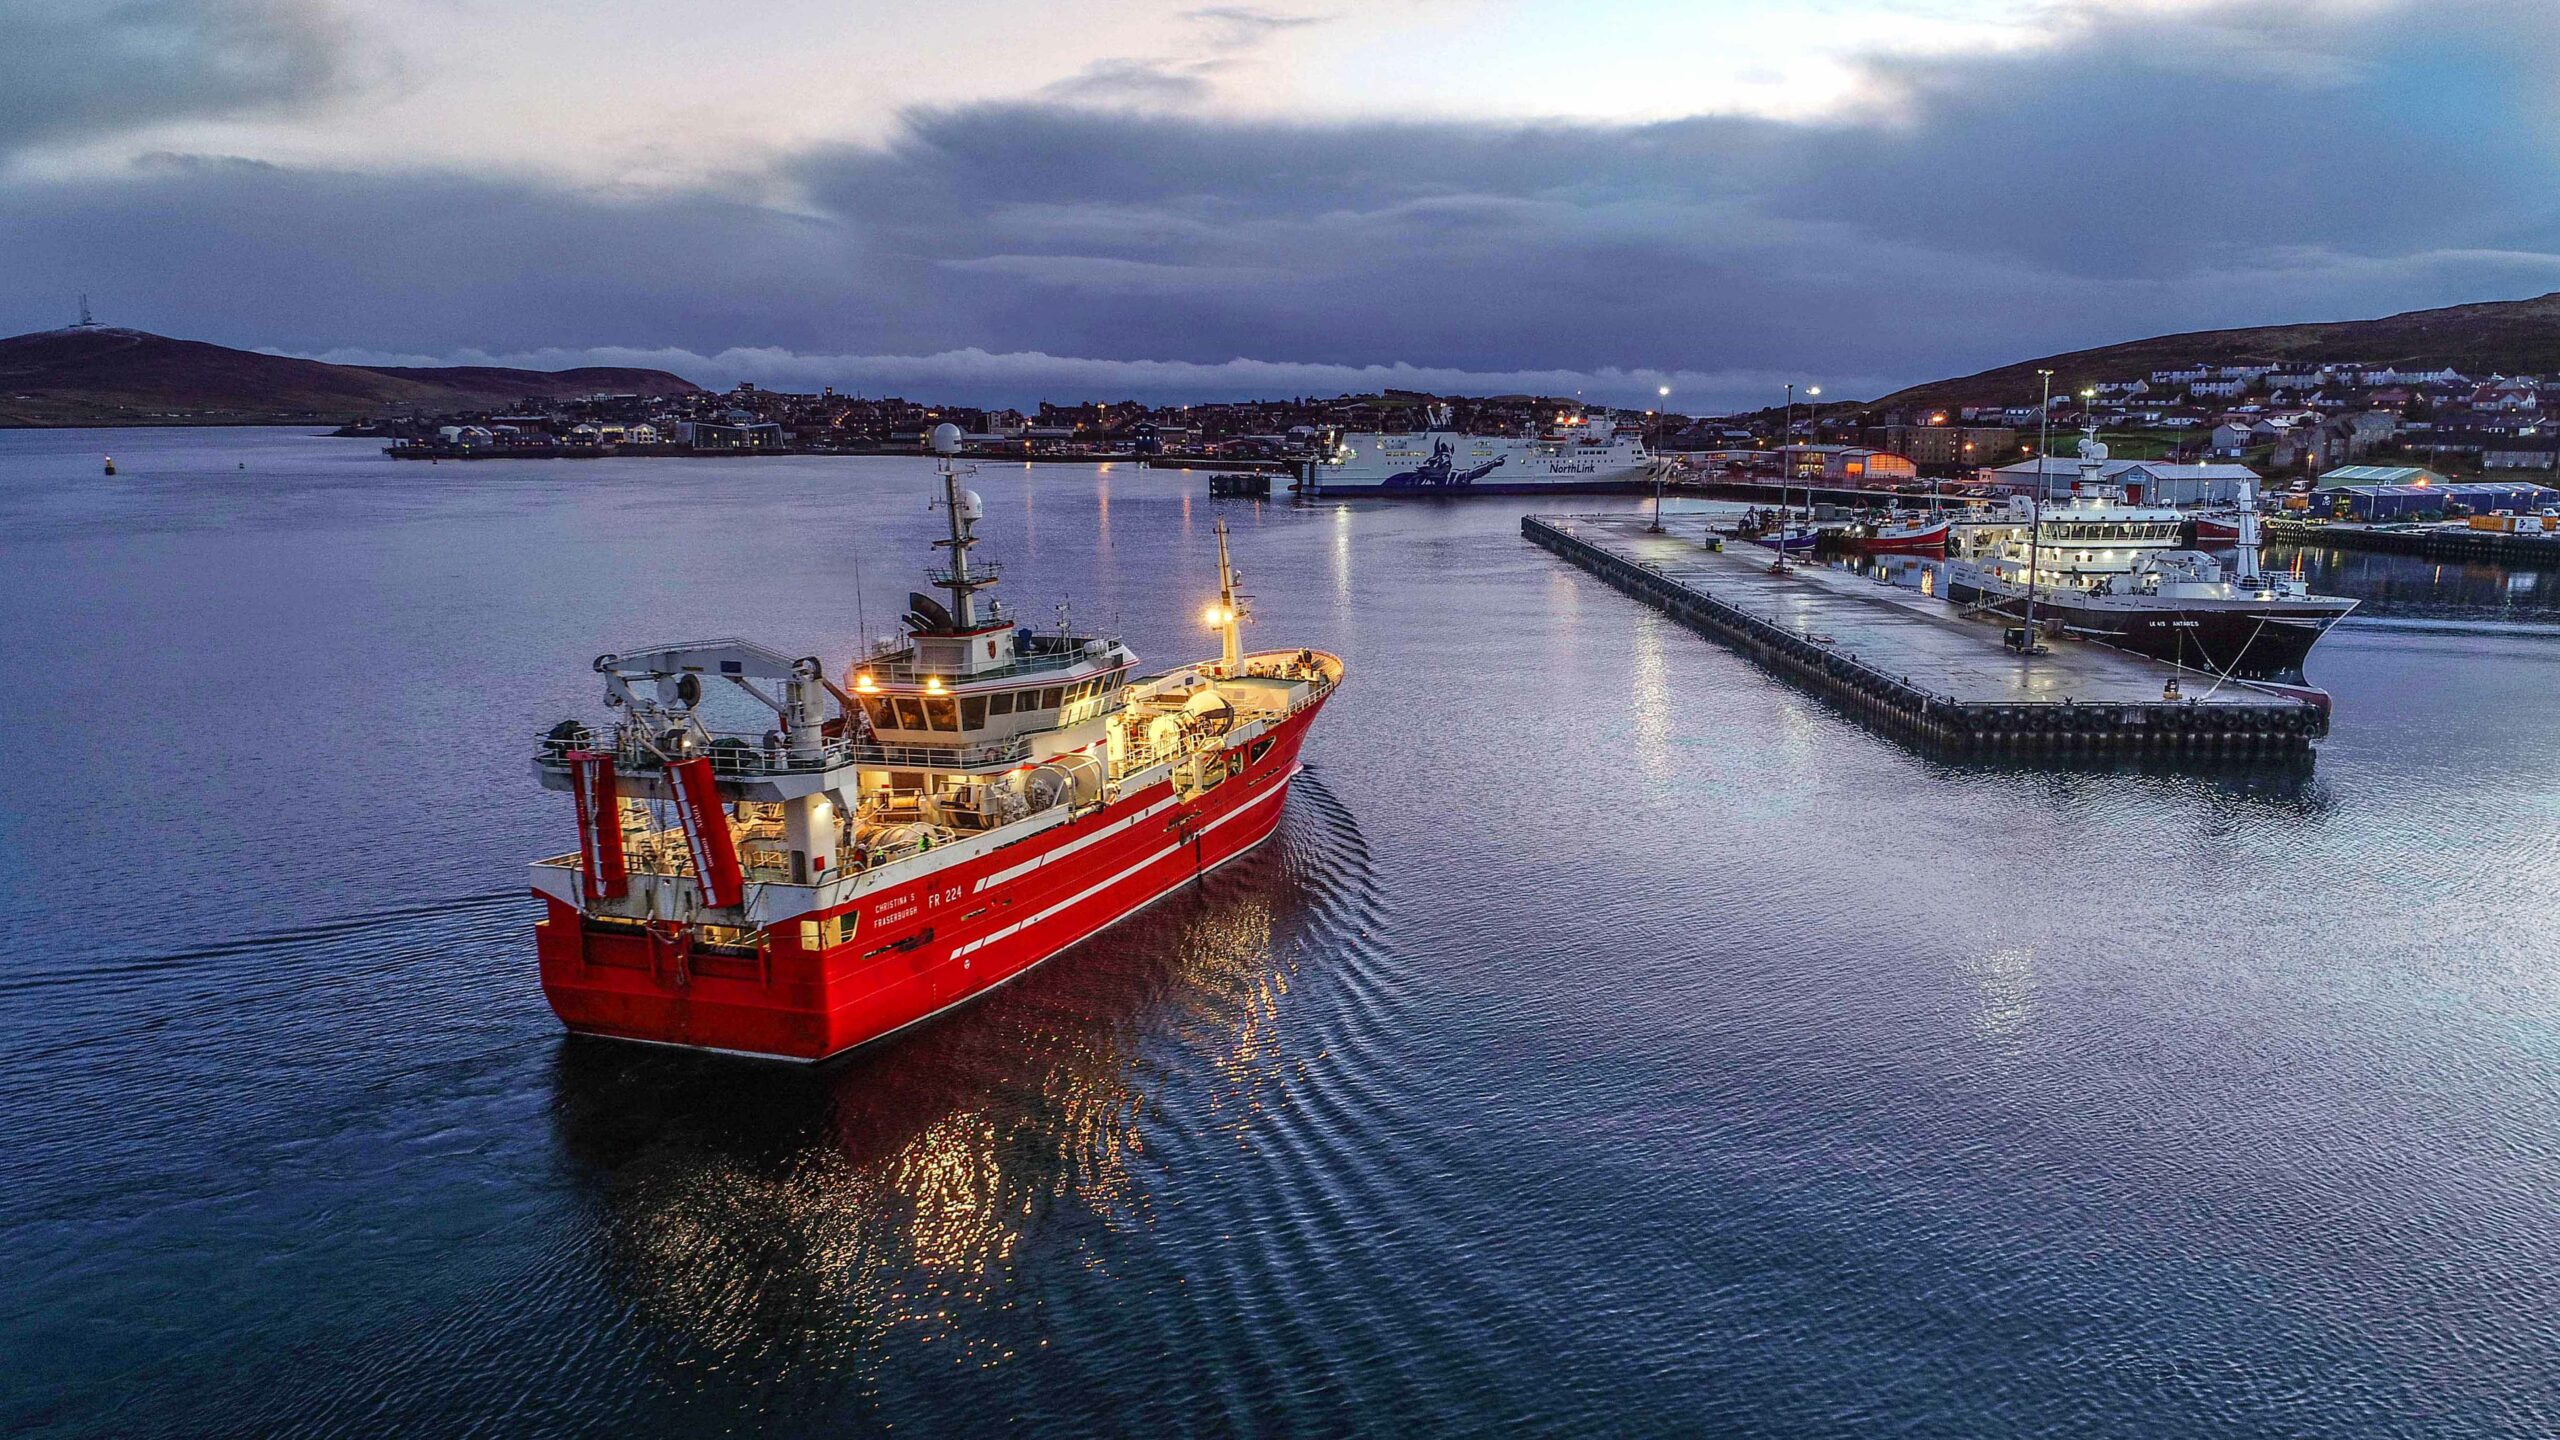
[1873,292,2560,411]
[0,327,699,426]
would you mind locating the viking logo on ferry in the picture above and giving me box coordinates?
[1383,438,1508,489]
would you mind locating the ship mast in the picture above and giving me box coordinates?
[2232,477,2264,586]
[1209,519,1245,672]
[930,425,993,629]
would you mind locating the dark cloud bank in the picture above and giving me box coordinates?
[6,0,2560,407]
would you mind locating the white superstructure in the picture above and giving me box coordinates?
[1296,409,1655,496]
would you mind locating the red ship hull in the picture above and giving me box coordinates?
[1855,520,1948,555]
[535,696,1329,1062]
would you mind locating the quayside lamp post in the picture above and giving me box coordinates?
[2021,368,2055,655]
[1650,384,1672,531]
[1777,382,1820,571]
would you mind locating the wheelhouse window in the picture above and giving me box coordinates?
[961,696,987,730]
[923,696,959,731]
[988,691,1013,716]
[891,697,925,730]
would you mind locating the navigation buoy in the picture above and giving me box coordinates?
[102,456,115,475]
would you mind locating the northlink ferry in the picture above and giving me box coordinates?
[530,426,1342,1061]
[1294,405,1656,497]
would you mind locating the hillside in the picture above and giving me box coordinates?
[0,326,699,426]
[1872,293,2560,411]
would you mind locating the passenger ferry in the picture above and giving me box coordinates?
[1294,405,1655,497]
[529,426,1343,1061]
[1941,432,2355,683]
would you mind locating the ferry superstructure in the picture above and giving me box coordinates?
[529,426,1342,1062]
[1294,407,1655,497]
[1942,432,2356,683]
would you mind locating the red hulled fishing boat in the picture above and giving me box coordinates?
[529,426,1342,1061]
[1853,515,1950,555]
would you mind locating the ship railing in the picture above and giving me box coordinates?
[925,560,1002,588]
[847,735,1033,771]
[859,641,1118,683]
[536,724,866,777]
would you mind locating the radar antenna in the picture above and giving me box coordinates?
[926,422,996,630]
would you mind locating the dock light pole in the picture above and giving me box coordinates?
[1650,384,1672,531]
[1778,383,1821,571]
[2022,369,2054,651]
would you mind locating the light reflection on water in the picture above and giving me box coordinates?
[544,803,1358,1404]
[2267,541,2560,621]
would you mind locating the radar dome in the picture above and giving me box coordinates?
[931,422,964,455]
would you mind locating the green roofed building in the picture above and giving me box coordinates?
[2316,464,2449,489]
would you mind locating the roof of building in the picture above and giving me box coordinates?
[2341,481,2557,499]
[1987,457,2253,481]
[2317,465,2448,488]
[2123,462,2262,480]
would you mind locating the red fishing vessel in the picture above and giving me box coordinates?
[529,426,1343,1061]
[1852,515,1950,555]
[2189,512,2244,544]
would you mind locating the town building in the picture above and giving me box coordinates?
[676,419,786,449]
[2315,464,2450,489]
[1866,423,2019,467]
[2482,439,2560,471]
[1982,457,2257,505]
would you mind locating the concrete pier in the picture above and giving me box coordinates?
[1526,513,2328,758]
[2265,516,2560,564]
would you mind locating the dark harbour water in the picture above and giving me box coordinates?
[2264,542,2560,624]
[6,427,2560,1438]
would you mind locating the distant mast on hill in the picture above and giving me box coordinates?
[72,294,99,330]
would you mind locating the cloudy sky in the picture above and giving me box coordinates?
[6,0,2560,407]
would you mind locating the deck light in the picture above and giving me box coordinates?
[925,676,946,694]
[854,672,877,693]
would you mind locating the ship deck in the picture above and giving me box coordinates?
[1527,512,2327,760]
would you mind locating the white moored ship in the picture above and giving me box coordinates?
[1294,406,1656,497]
[1941,431,2356,684]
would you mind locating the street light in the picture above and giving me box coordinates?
[2022,369,2054,653]
[1777,383,1821,571]
[1649,385,1673,531]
